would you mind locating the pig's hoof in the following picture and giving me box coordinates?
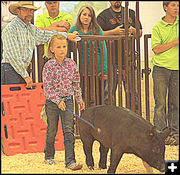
[88,166,94,170]
[99,165,107,169]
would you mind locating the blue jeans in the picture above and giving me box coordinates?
[1,63,25,85]
[44,97,76,166]
[152,66,179,137]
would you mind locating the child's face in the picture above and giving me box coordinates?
[50,39,67,60]
[80,8,92,26]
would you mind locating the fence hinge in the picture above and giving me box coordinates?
[141,68,151,79]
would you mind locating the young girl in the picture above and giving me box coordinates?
[42,34,84,170]
[69,5,110,106]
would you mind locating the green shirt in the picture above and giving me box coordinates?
[35,11,73,56]
[69,26,108,76]
[151,16,179,70]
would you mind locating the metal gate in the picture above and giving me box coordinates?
[32,2,153,137]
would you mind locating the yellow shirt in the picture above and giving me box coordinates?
[35,11,73,56]
[151,16,179,70]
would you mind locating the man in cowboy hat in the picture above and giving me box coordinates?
[1,1,78,88]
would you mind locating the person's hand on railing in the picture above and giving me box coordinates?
[113,25,125,35]
[24,76,33,88]
[98,72,108,80]
[72,31,79,35]
[67,33,79,42]
[128,26,136,36]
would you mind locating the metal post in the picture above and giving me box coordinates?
[125,2,130,109]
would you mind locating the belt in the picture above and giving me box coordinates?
[61,96,72,101]
[2,63,28,71]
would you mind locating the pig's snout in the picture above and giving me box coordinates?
[159,164,165,172]
[159,167,165,172]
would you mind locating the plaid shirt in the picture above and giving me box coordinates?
[42,58,83,106]
[2,16,67,78]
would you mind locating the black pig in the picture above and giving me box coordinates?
[78,105,170,173]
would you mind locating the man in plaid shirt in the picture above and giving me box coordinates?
[1,1,77,88]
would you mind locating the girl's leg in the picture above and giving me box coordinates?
[44,99,60,160]
[59,97,75,166]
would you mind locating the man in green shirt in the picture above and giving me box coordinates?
[35,1,73,60]
[151,1,179,145]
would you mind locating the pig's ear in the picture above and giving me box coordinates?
[159,127,171,141]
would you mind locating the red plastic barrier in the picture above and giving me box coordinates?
[1,83,64,156]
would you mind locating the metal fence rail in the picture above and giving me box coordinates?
[29,2,153,136]
[35,34,143,136]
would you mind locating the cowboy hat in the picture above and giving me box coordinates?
[9,1,40,15]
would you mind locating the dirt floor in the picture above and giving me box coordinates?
[1,140,179,174]
[1,62,179,174]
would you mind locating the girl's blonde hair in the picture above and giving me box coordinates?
[75,5,100,34]
[46,34,67,59]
